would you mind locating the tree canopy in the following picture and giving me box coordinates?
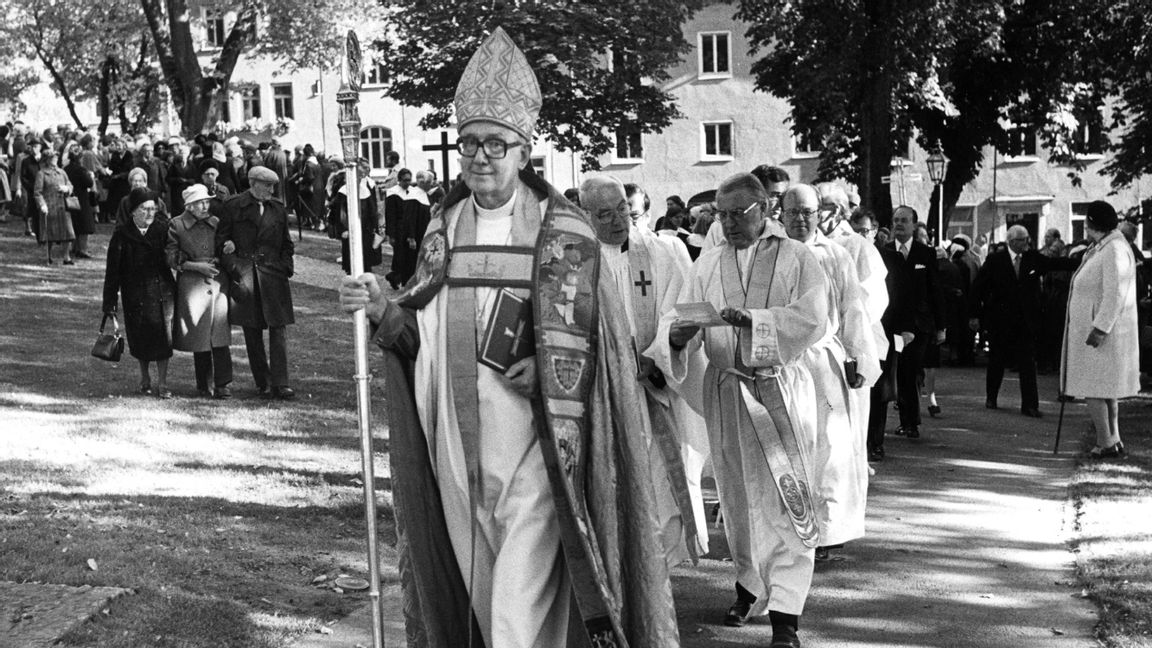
[370,0,703,170]
[736,0,1120,229]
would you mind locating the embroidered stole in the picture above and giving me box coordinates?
[720,238,819,548]
[423,183,628,647]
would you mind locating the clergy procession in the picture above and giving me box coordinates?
[7,3,1152,648]
[335,28,986,648]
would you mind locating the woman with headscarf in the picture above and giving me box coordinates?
[103,188,176,398]
[34,147,75,265]
[1062,201,1140,459]
[167,184,233,399]
[64,142,96,260]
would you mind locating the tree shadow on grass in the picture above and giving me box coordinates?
[171,461,392,492]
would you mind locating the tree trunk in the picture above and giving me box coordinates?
[32,44,86,129]
[97,57,115,136]
[858,0,895,226]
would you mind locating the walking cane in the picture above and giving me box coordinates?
[1053,395,1066,455]
[338,31,385,648]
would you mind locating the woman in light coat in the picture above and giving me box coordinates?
[1062,201,1140,459]
[166,184,233,399]
[34,147,75,264]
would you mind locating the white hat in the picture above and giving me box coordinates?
[182,184,211,206]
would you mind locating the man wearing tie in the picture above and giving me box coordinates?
[884,206,944,439]
[969,224,1075,417]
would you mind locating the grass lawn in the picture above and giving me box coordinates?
[0,219,397,647]
[1069,398,1152,647]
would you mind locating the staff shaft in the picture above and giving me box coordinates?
[338,30,385,648]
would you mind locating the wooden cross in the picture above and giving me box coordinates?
[634,271,652,297]
[422,130,453,193]
[504,319,527,355]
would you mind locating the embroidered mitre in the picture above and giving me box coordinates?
[454,27,542,140]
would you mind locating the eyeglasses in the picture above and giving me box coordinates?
[593,203,630,224]
[456,136,524,159]
[717,201,762,223]
[783,208,820,220]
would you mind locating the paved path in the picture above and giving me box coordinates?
[291,367,1098,647]
[0,582,131,648]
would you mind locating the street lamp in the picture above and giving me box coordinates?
[926,141,947,244]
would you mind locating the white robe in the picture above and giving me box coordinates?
[801,232,880,547]
[826,221,889,474]
[649,221,828,615]
[604,227,711,566]
[413,193,569,648]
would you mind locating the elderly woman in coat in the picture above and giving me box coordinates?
[34,147,75,265]
[64,142,96,260]
[103,188,176,398]
[115,167,168,228]
[167,184,234,399]
[1062,201,1140,459]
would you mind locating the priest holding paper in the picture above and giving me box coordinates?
[783,184,880,561]
[338,28,678,648]
[581,175,711,566]
[650,173,828,648]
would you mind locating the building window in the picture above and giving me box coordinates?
[360,126,393,170]
[531,156,546,178]
[240,86,261,120]
[1004,124,1038,158]
[272,83,294,120]
[698,32,732,78]
[1070,201,1091,242]
[1072,109,1107,157]
[701,121,733,160]
[365,60,387,86]
[205,9,226,49]
[614,129,643,162]
[792,128,821,158]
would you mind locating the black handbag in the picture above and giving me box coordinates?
[91,314,125,362]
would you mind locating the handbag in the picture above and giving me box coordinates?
[91,314,125,362]
[65,196,81,211]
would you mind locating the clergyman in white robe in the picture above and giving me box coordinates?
[649,216,829,618]
[603,224,711,565]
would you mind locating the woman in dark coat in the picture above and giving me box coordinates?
[18,139,42,240]
[64,143,96,259]
[103,188,176,398]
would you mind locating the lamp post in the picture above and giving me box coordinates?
[926,141,947,244]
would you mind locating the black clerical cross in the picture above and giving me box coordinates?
[422,131,453,193]
[504,319,527,355]
[634,271,652,297]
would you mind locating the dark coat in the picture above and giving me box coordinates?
[970,248,1077,336]
[883,238,945,335]
[103,151,134,214]
[103,221,176,361]
[216,191,295,328]
[328,182,383,273]
[64,159,96,236]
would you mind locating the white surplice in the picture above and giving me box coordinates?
[801,231,880,546]
[603,227,711,566]
[649,220,828,615]
[413,192,570,648]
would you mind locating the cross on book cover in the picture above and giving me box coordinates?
[479,289,536,374]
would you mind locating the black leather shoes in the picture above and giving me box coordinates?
[770,630,802,647]
[985,399,998,409]
[214,386,232,400]
[1021,407,1042,418]
[904,426,920,439]
[272,386,296,401]
[868,448,884,462]
[724,599,752,627]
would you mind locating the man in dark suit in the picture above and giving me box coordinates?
[970,225,1072,417]
[867,243,905,460]
[216,166,296,400]
[884,206,945,438]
